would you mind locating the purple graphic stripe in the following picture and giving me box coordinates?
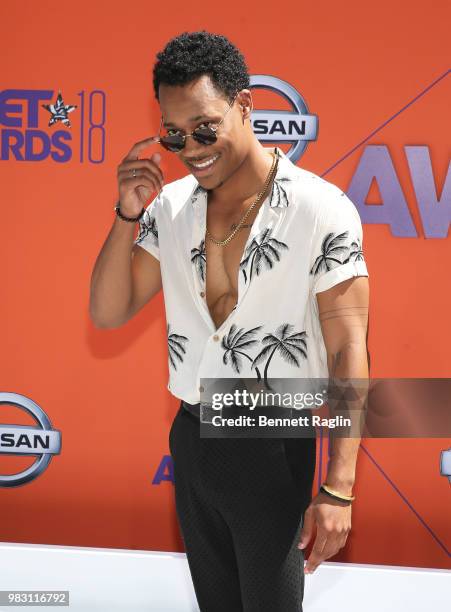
[321,69,450,177]
[360,444,450,558]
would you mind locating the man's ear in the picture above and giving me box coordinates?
[237,90,253,123]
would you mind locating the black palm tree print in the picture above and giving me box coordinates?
[135,210,158,247]
[310,231,350,276]
[342,236,365,263]
[251,323,308,391]
[221,324,263,381]
[239,228,289,284]
[191,239,207,282]
[167,323,189,370]
[269,177,291,207]
[191,184,205,199]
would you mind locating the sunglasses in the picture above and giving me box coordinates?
[156,92,239,152]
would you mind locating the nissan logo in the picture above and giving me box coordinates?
[0,392,61,487]
[249,74,318,163]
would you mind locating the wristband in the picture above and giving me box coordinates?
[320,483,355,502]
[114,201,145,223]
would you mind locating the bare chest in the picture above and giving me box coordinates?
[204,202,260,329]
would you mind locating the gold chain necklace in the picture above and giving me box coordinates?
[205,149,279,246]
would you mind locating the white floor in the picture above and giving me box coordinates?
[0,542,449,611]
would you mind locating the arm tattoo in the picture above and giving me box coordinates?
[319,304,368,323]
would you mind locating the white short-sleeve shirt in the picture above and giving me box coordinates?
[134,146,369,404]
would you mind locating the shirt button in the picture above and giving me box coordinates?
[200,291,205,297]
[213,334,220,341]
[199,385,204,392]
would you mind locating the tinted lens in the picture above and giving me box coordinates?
[159,135,185,152]
[192,127,217,145]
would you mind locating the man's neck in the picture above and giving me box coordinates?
[207,142,276,208]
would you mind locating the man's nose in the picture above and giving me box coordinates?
[182,134,209,160]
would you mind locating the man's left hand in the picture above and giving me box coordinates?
[298,491,352,574]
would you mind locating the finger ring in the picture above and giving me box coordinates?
[132,168,136,178]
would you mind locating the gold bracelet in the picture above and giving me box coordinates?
[320,483,355,502]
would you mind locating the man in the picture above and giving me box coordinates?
[90,30,369,612]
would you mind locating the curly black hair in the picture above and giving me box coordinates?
[153,31,250,102]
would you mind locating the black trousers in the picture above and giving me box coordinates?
[169,400,317,612]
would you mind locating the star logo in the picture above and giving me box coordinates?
[42,90,77,128]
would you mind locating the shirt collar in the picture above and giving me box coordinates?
[189,146,298,208]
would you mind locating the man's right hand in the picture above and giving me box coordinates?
[116,136,165,217]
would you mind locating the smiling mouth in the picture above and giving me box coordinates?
[188,154,220,172]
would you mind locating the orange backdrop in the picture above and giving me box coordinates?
[1,0,450,569]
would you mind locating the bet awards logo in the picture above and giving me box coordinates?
[249,75,318,164]
[0,392,62,487]
[0,88,106,163]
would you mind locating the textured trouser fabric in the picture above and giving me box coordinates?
[169,401,317,612]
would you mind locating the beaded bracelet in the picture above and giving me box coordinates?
[114,202,145,223]
[320,483,355,503]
